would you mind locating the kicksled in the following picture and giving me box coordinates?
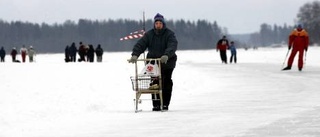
[128,58,163,113]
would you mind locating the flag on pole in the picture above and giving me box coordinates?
[120,30,145,41]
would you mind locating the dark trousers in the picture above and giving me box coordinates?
[70,55,76,62]
[152,68,174,107]
[219,50,227,63]
[12,56,16,62]
[230,53,237,63]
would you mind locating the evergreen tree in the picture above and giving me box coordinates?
[297,1,320,44]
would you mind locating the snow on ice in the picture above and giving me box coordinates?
[0,47,320,137]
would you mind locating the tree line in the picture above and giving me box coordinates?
[0,19,224,53]
[248,1,320,47]
[0,1,319,53]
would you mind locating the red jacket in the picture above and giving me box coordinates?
[216,39,229,51]
[288,29,309,50]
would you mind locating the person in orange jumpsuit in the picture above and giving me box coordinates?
[282,24,309,71]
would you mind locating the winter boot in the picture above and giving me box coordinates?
[163,105,169,111]
[152,106,161,111]
[299,68,302,71]
[282,66,291,71]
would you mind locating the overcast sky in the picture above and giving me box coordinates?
[0,0,313,34]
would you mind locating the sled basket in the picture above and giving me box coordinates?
[130,76,160,91]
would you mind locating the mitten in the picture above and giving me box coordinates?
[128,55,138,63]
[160,55,168,64]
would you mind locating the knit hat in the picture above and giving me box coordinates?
[297,24,302,28]
[154,13,165,23]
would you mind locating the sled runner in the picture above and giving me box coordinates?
[129,58,163,113]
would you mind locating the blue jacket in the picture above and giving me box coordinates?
[229,44,237,55]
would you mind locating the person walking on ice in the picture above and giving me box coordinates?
[0,46,5,62]
[10,47,18,62]
[282,24,309,71]
[128,13,178,111]
[20,45,28,63]
[28,46,36,62]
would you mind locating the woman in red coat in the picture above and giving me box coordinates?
[20,45,28,63]
[282,24,309,71]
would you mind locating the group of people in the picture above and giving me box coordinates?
[0,45,36,63]
[0,12,309,113]
[215,23,308,72]
[216,35,237,64]
[128,13,310,111]
[65,42,104,63]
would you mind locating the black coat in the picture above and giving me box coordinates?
[0,48,5,57]
[95,47,103,56]
[131,27,178,69]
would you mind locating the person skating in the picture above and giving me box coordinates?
[128,13,178,111]
[229,41,237,63]
[216,35,229,64]
[282,24,309,71]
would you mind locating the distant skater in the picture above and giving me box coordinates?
[95,44,104,62]
[28,46,36,62]
[216,35,229,64]
[0,47,5,62]
[229,41,237,63]
[20,45,27,63]
[10,47,18,62]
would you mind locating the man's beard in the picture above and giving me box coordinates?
[155,28,162,34]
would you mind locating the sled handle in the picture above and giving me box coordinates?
[127,58,161,62]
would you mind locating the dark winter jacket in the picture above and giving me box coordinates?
[131,27,178,69]
[11,49,17,57]
[0,47,5,57]
[69,43,77,56]
[87,45,95,61]
[95,45,103,56]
